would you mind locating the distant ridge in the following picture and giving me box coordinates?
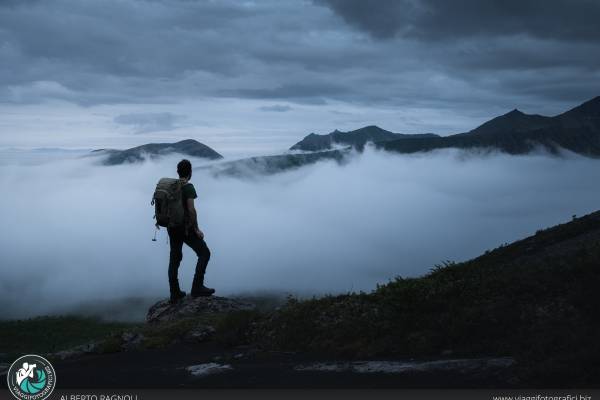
[291,96,600,157]
[290,125,438,152]
[379,96,600,157]
[96,139,223,165]
[205,149,348,178]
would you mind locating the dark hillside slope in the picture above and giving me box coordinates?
[259,210,600,385]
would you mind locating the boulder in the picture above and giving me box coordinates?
[146,295,255,324]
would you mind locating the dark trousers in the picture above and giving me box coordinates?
[167,226,211,296]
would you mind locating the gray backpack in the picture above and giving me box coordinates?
[152,178,187,227]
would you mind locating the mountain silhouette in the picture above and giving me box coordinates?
[204,149,348,177]
[290,125,438,151]
[290,96,600,157]
[96,139,223,165]
[465,109,553,136]
[379,96,600,156]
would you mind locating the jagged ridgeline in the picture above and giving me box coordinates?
[290,96,600,157]
[290,125,439,152]
[93,96,600,176]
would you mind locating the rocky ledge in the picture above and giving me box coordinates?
[146,295,256,324]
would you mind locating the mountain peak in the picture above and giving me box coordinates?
[506,108,524,116]
[353,125,387,132]
[468,107,553,136]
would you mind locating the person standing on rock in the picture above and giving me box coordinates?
[166,159,215,303]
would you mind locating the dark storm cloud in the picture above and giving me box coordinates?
[0,0,598,119]
[0,0,289,104]
[317,0,600,42]
[312,0,600,107]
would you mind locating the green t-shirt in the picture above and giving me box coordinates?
[182,182,197,201]
[182,183,197,225]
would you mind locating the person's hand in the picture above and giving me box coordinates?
[195,228,204,239]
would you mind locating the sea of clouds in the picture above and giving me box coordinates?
[1,147,599,320]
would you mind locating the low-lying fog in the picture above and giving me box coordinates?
[1,147,599,320]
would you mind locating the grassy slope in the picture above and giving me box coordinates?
[255,211,600,384]
[0,317,137,361]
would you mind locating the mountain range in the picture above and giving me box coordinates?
[290,125,438,152]
[96,96,600,174]
[291,96,600,157]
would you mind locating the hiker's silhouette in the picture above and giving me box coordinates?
[152,159,214,303]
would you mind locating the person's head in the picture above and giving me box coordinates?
[177,159,192,179]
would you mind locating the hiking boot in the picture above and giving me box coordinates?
[169,290,186,304]
[191,285,215,298]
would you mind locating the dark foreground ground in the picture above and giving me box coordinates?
[0,314,517,389]
[41,344,516,389]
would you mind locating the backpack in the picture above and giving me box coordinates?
[151,178,187,227]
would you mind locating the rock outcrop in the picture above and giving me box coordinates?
[146,295,255,324]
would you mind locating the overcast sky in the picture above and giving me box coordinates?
[1,0,599,154]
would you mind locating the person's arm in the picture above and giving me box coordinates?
[186,198,204,239]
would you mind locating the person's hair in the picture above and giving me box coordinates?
[177,159,192,178]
